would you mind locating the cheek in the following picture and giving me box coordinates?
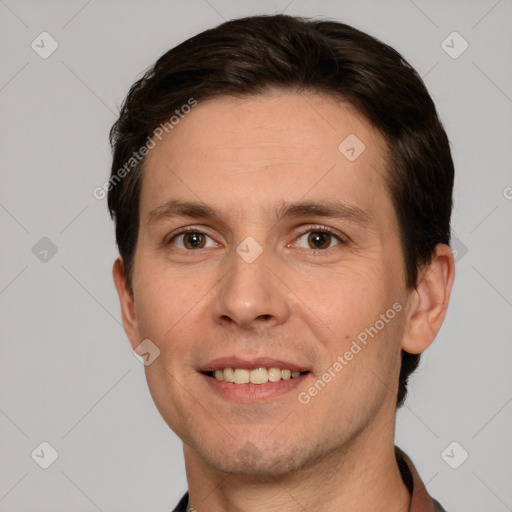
[133,284,173,340]
[132,259,205,338]
[293,265,404,390]
[293,263,396,334]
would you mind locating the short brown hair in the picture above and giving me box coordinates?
[108,14,454,408]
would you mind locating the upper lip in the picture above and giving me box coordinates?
[199,357,309,372]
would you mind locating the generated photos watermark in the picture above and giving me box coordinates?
[298,301,403,404]
[93,97,198,200]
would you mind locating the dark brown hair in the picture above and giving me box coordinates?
[108,14,454,408]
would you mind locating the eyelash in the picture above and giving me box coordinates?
[167,227,218,249]
[167,226,348,250]
[297,226,351,252]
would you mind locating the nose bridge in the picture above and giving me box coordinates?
[214,242,289,329]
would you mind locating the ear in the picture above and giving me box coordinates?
[112,258,139,351]
[401,243,455,354]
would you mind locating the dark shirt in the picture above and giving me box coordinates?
[172,446,446,511]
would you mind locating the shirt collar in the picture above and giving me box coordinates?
[395,446,446,512]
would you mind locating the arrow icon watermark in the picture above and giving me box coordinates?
[134,339,161,366]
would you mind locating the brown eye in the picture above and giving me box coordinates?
[294,228,343,250]
[170,231,217,250]
[183,232,206,249]
[307,232,332,249]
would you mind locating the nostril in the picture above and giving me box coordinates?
[257,314,272,321]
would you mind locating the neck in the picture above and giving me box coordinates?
[184,422,411,512]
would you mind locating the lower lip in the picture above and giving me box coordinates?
[201,373,309,402]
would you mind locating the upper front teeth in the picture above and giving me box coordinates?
[213,367,302,384]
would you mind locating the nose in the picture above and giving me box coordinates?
[213,247,290,330]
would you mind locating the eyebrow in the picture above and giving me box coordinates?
[147,200,222,226]
[277,200,372,227]
[146,199,372,228]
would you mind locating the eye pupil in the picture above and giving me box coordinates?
[184,232,205,249]
[308,232,331,249]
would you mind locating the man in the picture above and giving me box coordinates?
[108,14,455,511]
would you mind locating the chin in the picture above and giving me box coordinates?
[210,453,302,477]
[194,436,318,478]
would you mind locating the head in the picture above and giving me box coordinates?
[109,15,454,475]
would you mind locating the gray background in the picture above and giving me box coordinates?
[1,0,511,510]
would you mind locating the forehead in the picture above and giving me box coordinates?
[140,91,391,220]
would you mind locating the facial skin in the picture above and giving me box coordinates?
[114,91,454,511]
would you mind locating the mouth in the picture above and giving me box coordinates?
[199,358,311,402]
[203,367,309,385]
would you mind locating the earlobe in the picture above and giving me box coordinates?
[401,244,455,355]
[112,258,139,350]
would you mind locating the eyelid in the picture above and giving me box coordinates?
[292,224,350,246]
[166,226,219,248]
[165,224,349,249]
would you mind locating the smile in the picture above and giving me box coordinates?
[205,367,306,384]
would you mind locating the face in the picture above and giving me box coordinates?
[118,91,417,476]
